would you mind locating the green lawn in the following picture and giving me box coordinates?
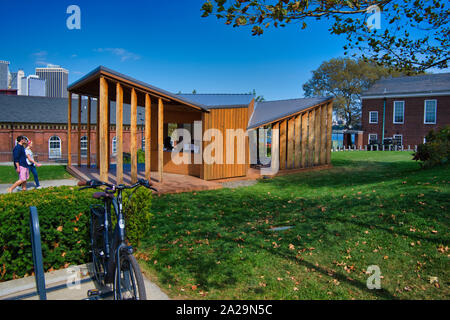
[139,151,449,300]
[0,165,72,184]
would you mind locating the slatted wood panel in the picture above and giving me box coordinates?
[301,112,308,168]
[308,110,315,167]
[294,115,301,168]
[287,117,295,169]
[326,103,333,164]
[202,107,248,180]
[279,119,287,170]
[116,83,124,184]
[320,104,327,165]
[314,106,321,166]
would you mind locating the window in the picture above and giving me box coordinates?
[393,101,404,124]
[112,136,117,155]
[424,100,437,124]
[49,136,62,159]
[369,134,378,144]
[369,111,378,124]
[80,136,88,157]
[393,134,403,146]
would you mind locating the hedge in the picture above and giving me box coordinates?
[0,186,152,282]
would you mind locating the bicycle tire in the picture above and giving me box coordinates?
[113,253,147,300]
[90,209,106,286]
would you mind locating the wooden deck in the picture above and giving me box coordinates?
[67,164,223,195]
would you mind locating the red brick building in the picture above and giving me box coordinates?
[361,73,450,147]
[0,95,144,163]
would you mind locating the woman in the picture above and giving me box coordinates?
[25,140,42,189]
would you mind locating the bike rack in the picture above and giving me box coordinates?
[4,207,112,300]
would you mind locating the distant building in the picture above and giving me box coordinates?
[361,73,450,147]
[0,60,9,89]
[19,75,46,97]
[16,69,25,95]
[35,65,69,98]
[0,89,17,95]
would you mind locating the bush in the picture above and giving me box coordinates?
[0,186,152,282]
[413,126,450,168]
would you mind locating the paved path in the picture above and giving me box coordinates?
[0,179,79,194]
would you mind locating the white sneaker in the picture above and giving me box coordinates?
[35,186,42,190]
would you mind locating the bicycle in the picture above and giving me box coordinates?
[78,178,157,300]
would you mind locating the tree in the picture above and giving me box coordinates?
[201,0,449,73]
[250,89,265,102]
[303,57,403,128]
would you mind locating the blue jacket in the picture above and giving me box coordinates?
[13,144,28,168]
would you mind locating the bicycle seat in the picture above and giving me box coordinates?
[93,192,114,200]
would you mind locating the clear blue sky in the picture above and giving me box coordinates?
[1,0,348,100]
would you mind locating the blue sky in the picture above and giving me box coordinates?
[2,0,352,100]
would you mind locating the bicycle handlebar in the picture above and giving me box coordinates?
[78,178,157,192]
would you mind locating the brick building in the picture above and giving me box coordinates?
[361,73,450,147]
[0,95,144,163]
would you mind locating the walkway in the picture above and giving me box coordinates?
[0,179,79,194]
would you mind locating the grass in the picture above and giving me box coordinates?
[0,165,72,184]
[138,151,449,300]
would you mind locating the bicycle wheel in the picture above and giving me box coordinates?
[114,253,146,300]
[90,208,106,286]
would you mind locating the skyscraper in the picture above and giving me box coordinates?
[0,60,10,90]
[19,75,46,97]
[35,65,69,98]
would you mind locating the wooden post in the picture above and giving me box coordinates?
[279,120,287,170]
[145,94,151,181]
[294,115,301,168]
[271,122,279,173]
[99,77,109,182]
[301,112,308,168]
[308,110,315,166]
[158,98,164,182]
[87,97,91,168]
[77,95,82,167]
[130,88,138,184]
[67,93,72,166]
[314,106,321,166]
[96,97,100,168]
[326,103,333,164]
[320,104,327,165]
[116,83,123,184]
[287,117,295,169]
[107,99,111,169]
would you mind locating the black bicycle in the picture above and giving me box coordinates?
[78,178,157,300]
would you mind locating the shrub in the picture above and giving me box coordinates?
[0,186,152,282]
[413,126,450,168]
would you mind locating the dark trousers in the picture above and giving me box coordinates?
[29,165,40,187]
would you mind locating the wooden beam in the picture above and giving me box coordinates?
[308,110,315,167]
[320,104,327,165]
[158,98,164,182]
[96,97,100,169]
[326,103,333,164]
[294,115,301,168]
[77,95,82,167]
[130,88,138,184]
[116,83,124,184]
[67,93,72,166]
[145,94,151,181]
[271,122,280,173]
[287,117,295,169]
[301,112,308,168]
[107,99,111,170]
[314,106,321,166]
[99,77,109,182]
[279,119,287,170]
[87,97,91,168]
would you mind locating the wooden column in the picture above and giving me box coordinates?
[67,93,72,166]
[145,94,151,181]
[99,77,109,182]
[326,103,333,164]
[294,115,301,168]
[116,83,124,184]
[314,106,321,166]
[87,97,91,168]
[130,88,138,184]
[96,97,100,168]
[308,110,315,167]
[287,117,295,169]
[77,95,82,167]
[320,104,327,165]
[107,99,111,169]
[158,98,164,182]
[301,112,308,168]
[271,122,280,172]
[279,119,287,170]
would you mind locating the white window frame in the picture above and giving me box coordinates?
[112,136,117,155]
[393,101,405,124]
[369,111,378,124]
[80,136,88,157]
[393,134,403,146]
[424,100,437,124]
[48,136,62,159]
[368,133,378,144]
